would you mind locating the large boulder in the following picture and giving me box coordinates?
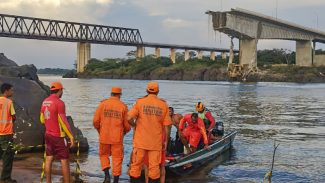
[0,54,88,153]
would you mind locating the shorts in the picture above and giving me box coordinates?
[45,134,69,160]
[144,150,166,167]
[182,128,202,148]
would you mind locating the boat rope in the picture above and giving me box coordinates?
[40,145,46,183]
[74,141,83,182]
[262,141,280,183]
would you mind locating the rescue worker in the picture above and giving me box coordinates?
[167,107,184,154]
[0,83,17,183]
[195,102,216,134]
[93,87,130,183]
[40,82,75,183]
[128,81,171,183]
[179,113,209,153]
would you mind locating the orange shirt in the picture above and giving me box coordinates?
[0,97,15,135]
[93,96,130,144]
[128,94,171,151]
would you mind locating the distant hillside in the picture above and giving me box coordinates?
[38,68,74,75]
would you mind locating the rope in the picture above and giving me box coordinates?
[40,145,46,183]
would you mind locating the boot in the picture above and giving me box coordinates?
[103,168,111,183]
[148,178,160,183]
[129,176,141,183]
[113,176,119,183]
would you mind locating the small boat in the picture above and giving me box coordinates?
[165,131,237,176]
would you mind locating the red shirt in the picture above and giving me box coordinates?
[179,114,208,145]
[40,94,73,139]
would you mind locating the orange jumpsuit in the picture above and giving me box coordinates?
[128,94,171,179]
[93,96,130,176]
[0,97,15,135]
[179,114,208,148]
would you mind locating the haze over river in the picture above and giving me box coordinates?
[38,75,325,183]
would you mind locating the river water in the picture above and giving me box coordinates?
[38,75,325,183]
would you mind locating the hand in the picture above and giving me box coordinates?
[204,145,210,150]
[70,139,75,148]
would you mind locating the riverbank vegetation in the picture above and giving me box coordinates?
[76,49,325,82]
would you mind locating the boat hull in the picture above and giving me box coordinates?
[165,131,237,176]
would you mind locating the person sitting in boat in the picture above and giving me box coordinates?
[179,113,209,154]
[195,102,216,136]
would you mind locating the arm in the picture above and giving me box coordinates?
[198,119,209,145]
[10,102,16,122]
[123,106,131,134]
[206,112,216,131]
[163,105,172,151]
[93,103,102,133]
[57,102,74,141]
[127,101,139,127]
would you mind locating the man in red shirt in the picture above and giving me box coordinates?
[179,113,209,153]
[195,102,216,136]
[40,82,75,183]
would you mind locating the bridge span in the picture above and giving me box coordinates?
[207,8,325,68]
[0,13,235,73]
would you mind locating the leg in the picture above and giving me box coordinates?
[180,129,191,154]
[99,143,111,182]
[45,156,54,183]
[188,130,202,153]
[147,150,161,181]
[160,166,165,183]
[129,148,146,179]
[0,135,14,181]
[111,144,123,183]
[144,165,149,183]
[60,159,70,183]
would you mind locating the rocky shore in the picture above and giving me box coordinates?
[0,53,89,153]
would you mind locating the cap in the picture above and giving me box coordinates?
[111,86,122,94]
[195,102,205,112]
[147,81,159,93]
[50,82,63,91]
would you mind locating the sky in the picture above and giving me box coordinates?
[0,0,325,69]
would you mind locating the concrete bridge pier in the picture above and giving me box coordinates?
[170,48,176,63]
[155,47,160,58]
[184,49,190,61]
[77,42,91,73]
[296,40,312,66]
[198,50,203,59]
[239,39,257,67]
[221,52,227,60]
[136,46,145,60]
[210,51,216,60]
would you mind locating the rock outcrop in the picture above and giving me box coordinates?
[0,53,88,153]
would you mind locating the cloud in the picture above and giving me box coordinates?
[162,18,192,29]
[0,0,114,23]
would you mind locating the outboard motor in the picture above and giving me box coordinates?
[212,121,224,136]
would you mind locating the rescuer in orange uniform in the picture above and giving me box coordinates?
[40,82,75,183]
[128,81,171,183]
[0,83,17,183]
[93,87,130,183]
[179,113,209,153]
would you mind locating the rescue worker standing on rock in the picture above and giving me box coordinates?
[195,102,216,135]
[128,81,171,183]
[0,83,17,183]
[93,87,130,183]
[40,82,75,183]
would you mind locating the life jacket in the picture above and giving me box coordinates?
[198,108,211,130]
[0,97,14,135]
